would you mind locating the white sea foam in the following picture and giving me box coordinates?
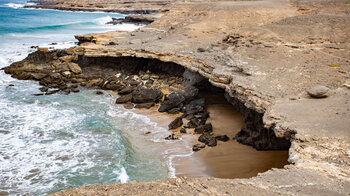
[41,41,77,50]
[26,2,36,6]
[5,3,24,9]
[105,103,194,178]
[0,7,175,194]
[93,15,113,25]
[167,151,194,178]
[117,167,129,183]
[0,56,8,68]
[113,23,142,31]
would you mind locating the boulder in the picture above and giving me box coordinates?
[59,55,74,63]
[95,91,104,95]
[71,88,80,93]
[182,70,204,87]
[188,98,205,108]
[86,78,103,88]
[194,123,213,134]
[307,85,330,98]
[33,93,45,96]
[45,89,60,95]
[215,135,230,142]
[70,84,79,89]
[128,80,140,86]
[68,62,82,74]
[184,118,200,128]
[183,86,199,101]
[197,48,206,52]
[168,117,183,130]
[31,73,47,80]
[198,133,217,147]
[119,86,135,95]
[167,107,181,114]
[158,92,186,112]
[39,86,49,92]
[180,128,187,133]
[58,83,68,90]
[63,89,71,95]
[184,106,205,116]
[132,87,163,103]
[123,103,134,109]
[192,143,205,151]
[165,134,179,140]
[116,94,133,104]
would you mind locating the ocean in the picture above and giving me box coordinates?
[0,1,192,195]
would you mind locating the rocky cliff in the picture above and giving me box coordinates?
[4,0,350,195]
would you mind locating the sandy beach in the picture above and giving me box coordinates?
[132,93,288,179]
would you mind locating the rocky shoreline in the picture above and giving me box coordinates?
[4,0,350,194]
[3,48,239,151]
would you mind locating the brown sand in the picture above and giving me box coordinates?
[132,94,289,179]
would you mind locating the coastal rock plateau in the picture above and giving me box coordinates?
[4,0,350,195]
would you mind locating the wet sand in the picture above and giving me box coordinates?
[181,103,288,178]
[133,94,289,179]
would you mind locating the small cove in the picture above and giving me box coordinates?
[0,1,289,195]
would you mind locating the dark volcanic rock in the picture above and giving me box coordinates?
[39,86,49,92]
[158,87,199,113]
[168,117,183,130]
[194,123,213,134]
[95,91,104,95]
[107,15,155,25]
[180,128,187,133]
[134,102,155,109]
[158,92,186,112]
[116,94,133,104]
[184,106,205,116]
[45,89,60,95]
[198,133,217,147]
[71,88,80,93]
[182,86,199,101]
[215,134,230,142]
[131,87,163,103]
[105,82,121,90]
[184,118,200,128]
[123,103,134,109]
[62,88,70,95]
[226,93,291,150]
[188,98,205,108]
[192,143,205,151]
[165,134,179,140]
[119,86,135,95]
[167,107,181,114]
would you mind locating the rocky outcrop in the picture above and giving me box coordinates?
[107,15,156,25]
[3,46,291,151]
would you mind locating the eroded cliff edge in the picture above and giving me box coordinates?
[5,0,350,195]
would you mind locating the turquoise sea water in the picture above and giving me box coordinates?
[0,1,192,195]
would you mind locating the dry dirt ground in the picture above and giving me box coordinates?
[37,0,350,195]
